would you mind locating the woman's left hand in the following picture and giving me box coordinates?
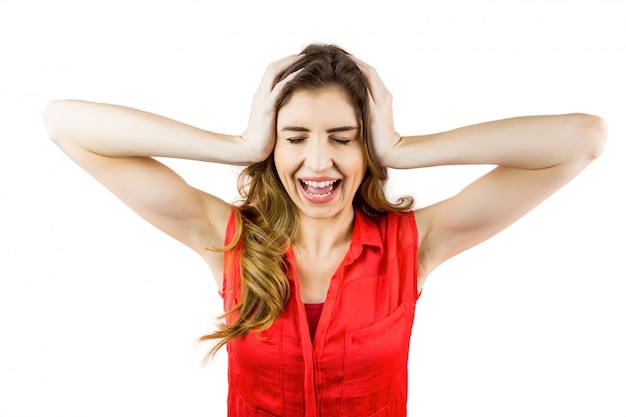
[352,56,402,167]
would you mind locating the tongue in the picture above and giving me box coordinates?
[306,184,334,195]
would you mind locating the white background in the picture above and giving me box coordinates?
[1,0,625,416]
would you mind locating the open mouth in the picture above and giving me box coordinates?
[299,179,341,199]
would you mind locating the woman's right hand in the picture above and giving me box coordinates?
[239,54,303,162]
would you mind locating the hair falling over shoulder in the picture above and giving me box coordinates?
[200,44,413,357]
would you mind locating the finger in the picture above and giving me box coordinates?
[271,53,305,68]
[270,54,305,87]
[258,54,304,95]
[355,63,383,103]
[268,68,304,101]
[352,56,379,83]
[349,55,370,70]
[350,56,373,89]
[351,56,391,102]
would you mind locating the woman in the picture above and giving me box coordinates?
[43,44,606,416]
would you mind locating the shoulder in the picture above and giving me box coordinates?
[364,210,418,251]
[375,210,416,233]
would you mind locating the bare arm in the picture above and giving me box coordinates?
[355,58,607,287]
[44,54,302,289]
[400,114,606,275]
[43,99,237,254]
[383,114,605,170]
[45,100,268,164]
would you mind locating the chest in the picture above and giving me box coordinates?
[226,263,418,416]
[293,244,350,304]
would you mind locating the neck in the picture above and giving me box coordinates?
[295,207,355,257]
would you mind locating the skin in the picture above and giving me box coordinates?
[274,86,366,302]
[43,53,607,302]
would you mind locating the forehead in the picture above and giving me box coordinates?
[277,86,359,127]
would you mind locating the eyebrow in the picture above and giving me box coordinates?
[280,126,359,133]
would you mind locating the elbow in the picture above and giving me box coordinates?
[572,113,607,160]
[43,100,63,144]
[43,99,75,145]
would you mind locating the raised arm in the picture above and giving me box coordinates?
[44,100,241,253]
[44,54,302,289]
[355,58,607,287]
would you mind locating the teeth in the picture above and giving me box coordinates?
[308,190,332,198]
[301,180,337,188]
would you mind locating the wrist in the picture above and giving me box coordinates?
[374,133,403,169]
[237,132,273,164]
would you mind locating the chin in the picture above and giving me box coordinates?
[296,203,353,221]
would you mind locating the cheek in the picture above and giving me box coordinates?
[272,149,294,185]
[352,151,367,180]
[338,154,366,188]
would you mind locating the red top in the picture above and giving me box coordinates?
[221,208,420,417]
[304,303,324,341]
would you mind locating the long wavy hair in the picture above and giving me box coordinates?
[201,44,413,355]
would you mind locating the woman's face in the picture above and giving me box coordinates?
[274,86,366,221]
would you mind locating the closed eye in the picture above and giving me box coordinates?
[287,137,306,144]
[332,138,352,145]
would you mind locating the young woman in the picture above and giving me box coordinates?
[43,44,606,416]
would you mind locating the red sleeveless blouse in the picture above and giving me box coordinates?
[220,209,420,416]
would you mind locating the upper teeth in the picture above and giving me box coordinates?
[302,180,337,188]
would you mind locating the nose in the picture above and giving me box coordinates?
[304,137,333,172]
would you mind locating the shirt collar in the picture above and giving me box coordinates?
[284,208,384,276]
[352,208,384,251]
[341,209,384,267]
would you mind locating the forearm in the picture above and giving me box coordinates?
[386,114,606,170]
[44,100,261,165]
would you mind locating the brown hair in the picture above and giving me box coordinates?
[201,44,413,355]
